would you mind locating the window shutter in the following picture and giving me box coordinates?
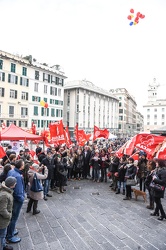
[2,88,4,97]
[47,108,49,116]
[8,74,11,83]
[15,76,18,84]
[26,93,28,100]
[43,73,45,81]
[48,74,50,83]
[50,99,52,104]
[50,87,52,95]
[32,96,35,101]
[51,75,52,83]
[27,79,29,87]
[38,120,40,127]
[15,90,17,99]
[41,107,44,116]
[20,77,22,85]
[2,73,5,81]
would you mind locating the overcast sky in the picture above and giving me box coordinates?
[1,0,166,113]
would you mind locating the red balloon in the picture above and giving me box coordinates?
[127,15,132,20]
[136,12,140,17]
[44,103,48,108]
[130,8,134,14]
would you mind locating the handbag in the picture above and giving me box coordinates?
[30,173,43,192]
[126,178,136,186]
[150,182,165,192]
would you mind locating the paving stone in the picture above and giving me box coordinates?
[30,230,46,245]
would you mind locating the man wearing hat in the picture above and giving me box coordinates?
[6,159,25,244]
[0,176,17,250]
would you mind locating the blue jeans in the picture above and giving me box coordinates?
[7,200,23,240]
[43,179,50,196]
[0,228,7,250]
[118,181,126,190]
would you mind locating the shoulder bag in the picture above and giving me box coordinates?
[30,173,43,192]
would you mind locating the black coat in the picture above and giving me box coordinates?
[152,167,166,198]
[41,157,55,180]
[125,164,137,179]
[117,162,127,182]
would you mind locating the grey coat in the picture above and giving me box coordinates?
[0,182,13,229]
[28,167,48,201]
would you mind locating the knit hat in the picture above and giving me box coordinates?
[5,177,17,188]
[32,163,39,169]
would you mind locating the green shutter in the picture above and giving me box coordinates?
[15,76,18,84]
[38,120,40,127]
[20,77,22,85]
[48,74,50,83]
[44,97,47,102]
[47,108,49,116]
[26,93,28,100]
[50,99,52,104]
[2,88,4,97]
[8,74,11,83]
[41,107,44,116]
[2,73,5,81]
[15,90,17,99]
[27,79,29,87]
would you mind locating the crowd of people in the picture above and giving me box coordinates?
[0,138,166,250]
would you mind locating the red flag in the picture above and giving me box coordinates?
[77,130,87,146]
[31,122,36,134]
[74,123,79,142]
[0,145,6,158]
[64,126,72,147]
[155,138,166,159]
[134,133,165,159]
[123,136,136,156]
[24,137,28,148]
[29,150,36,157]
[49,120,66,145]
[93,126,109,141]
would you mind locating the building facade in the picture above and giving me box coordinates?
[143,78,166,132]
[109,88,141,137]
[0,50,66,132]
[63,80,119,136]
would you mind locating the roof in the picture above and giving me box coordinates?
[0,124,43,141]
[64,80,119,101]
[150,126,166,135]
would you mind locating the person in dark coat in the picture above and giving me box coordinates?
[56,156,68,193]
[116,155,127,195]
[40,151,54,200]
[108,151,120,191]
[150,159,166,220]
[0,164,12,183]
[123,157,137,200]
[82,145,92,179]
[137,151,148,192]
[145,159,156,210]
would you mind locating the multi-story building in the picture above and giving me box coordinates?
[136,111,144,134]
[109,88,140,137]
[143,78,166,132]
[63,80,119,136]
[0,50,66,132]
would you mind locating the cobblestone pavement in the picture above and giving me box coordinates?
[11,179,166,250]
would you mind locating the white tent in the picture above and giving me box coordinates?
[108,133,117,139]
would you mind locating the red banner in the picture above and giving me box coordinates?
[0,145,6,158]
[93,126,109,141]
[49,120,66,144]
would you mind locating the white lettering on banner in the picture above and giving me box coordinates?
[140,135,154,146]
[136,144,151,153]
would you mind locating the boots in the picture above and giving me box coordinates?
[123,189,125,195]
[146,201,154,210]
[26,198,33,213]
[115,189,120,194]
[33,200,40,215]
[60,187,64,193]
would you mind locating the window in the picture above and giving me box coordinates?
[51,75,56,83]
[51,108,55,117]
[8,74,18,84]
[58,88,61,97]
[21,91,28,100]
[0,105,1,116]
[147,122,150,125]
[119,109,123,113]
[162,122,165,125]
[0,87,5,97]
[32,96,40,102]
[34,106,38,116]
[35,71,39,80]
[9,106,14,117]
[44,85,48,94]
[147,109,150,112]
[43,73,50,82]
[0,72,5,81]
[0,60,3,69]
[22,67,27,76]
[34,82,39,92]
[162,114,165,119]
[56,109,63,117]
[154,122,157,125]
[10,89,17,99]
[50,86,57,96]
[21,107,28,116]
[162,108,165,112]
[11,63,16,73]
[7,120,16,126]
[20,77,29,87]
[19,121,28,127]
[147,115,150,119]
[154,108,157,112]
[154,114,157,119]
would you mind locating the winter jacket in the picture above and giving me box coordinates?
[28,167,48,201]
[7,168,25,203]
[41,157,55,180]
[152,167,166,198]
[125,164,137,180]
[0,182,13,229]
